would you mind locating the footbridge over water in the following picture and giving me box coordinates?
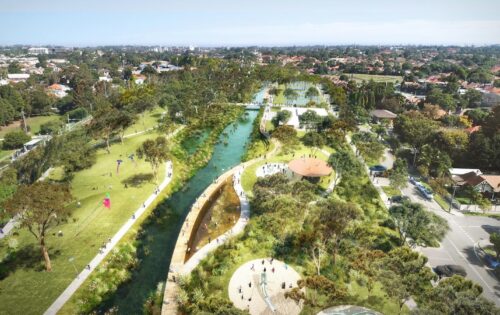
[231,102,262,110]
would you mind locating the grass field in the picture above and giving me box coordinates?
[241,145,332,197]
[0,149,14,160]
[434,194,450,211]
[344,73,403,84]
[0,124,173,314]
[382,185,400,198]
[0,115,61,138]
[123,107,166,136]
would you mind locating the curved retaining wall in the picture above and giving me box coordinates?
[161,164,244,315]
[161,138,279,315]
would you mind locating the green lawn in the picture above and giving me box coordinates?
[272,84,286,104]
[265,120,275,132]
[0,149,14,161]
[456,197,472,205]
[434,194,450,211]
[0,115,62,138]
[123,106,166,136]
[241,145,331,197]
[348,280,409,314]
[0,126,172,315]
[344,73,403,84]
[382,185,400,198]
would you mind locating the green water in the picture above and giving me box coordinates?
[100,110,258,314]
[180,129,209,155]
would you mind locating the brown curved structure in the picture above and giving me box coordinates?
[288,158,332,177]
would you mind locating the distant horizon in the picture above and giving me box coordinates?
[2,43,500,48]
[2,0,500,47]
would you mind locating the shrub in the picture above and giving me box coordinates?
[39,120,63,135]
[68,107,89,120]
[2,131,30,149]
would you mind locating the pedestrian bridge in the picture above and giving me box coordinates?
[231,103,262,110]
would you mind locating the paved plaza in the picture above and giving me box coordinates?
[228,258,303,315]
[256,162,290,178]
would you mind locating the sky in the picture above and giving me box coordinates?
[1,0,499,46]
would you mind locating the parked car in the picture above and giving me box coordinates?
[484,254,500,269]
[433,265,467,278]
[391,195,410,203]
[369,165,387,172]
[417,184,434,200]
[409,176,417,185]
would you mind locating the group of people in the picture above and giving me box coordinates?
[258,162,288,177]
[237,258,295,311]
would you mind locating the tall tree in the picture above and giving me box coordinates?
[271,110,291,127]
[328,149,361,191]
[307,199,361,272]
[305,86,320,101]
[136,136,169,184]
[416,276,499,314]
[389,158,409,190]
[5,182,72,271]
[389,201,448,246]
[87,106,133,153]
[393,112,439,165]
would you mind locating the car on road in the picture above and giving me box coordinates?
[409,176,417,185]
[416,183,434,200]
[433,264,467,278]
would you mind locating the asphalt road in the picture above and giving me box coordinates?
[401,183,500,306]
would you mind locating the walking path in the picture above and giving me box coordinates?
[181,165,249,274]
[44,161,173,315]
[43,127,183,315]
[161,140,280,315]
[0,126,183,241]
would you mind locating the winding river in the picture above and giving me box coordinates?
[100,110,258,314]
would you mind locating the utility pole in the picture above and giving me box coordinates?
[449,184,459,212]
[21,110,27,133]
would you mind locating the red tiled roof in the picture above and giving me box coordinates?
[465,126,481,133]
[481,175,500,193]
[452,171,485,187]
[370,109,397,119]
[288,158,332,177]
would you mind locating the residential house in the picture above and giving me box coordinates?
[452,171,500,194]
[47,83,70,98]
[370,109,397,126]
[7,73,30,83]
[133,74,146,85]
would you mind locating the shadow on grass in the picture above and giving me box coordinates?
[121,173,154,188]
[0,244,61,279]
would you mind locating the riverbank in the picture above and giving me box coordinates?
[161,138,280,314]
[59,108,254,314]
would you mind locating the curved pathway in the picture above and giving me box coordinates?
[161,140,280,315]
[181,165,249,274]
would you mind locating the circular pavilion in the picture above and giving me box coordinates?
[288,158,332,183]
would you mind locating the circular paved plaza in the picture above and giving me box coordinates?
[228,258,303,315]
[256,163,290,178]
